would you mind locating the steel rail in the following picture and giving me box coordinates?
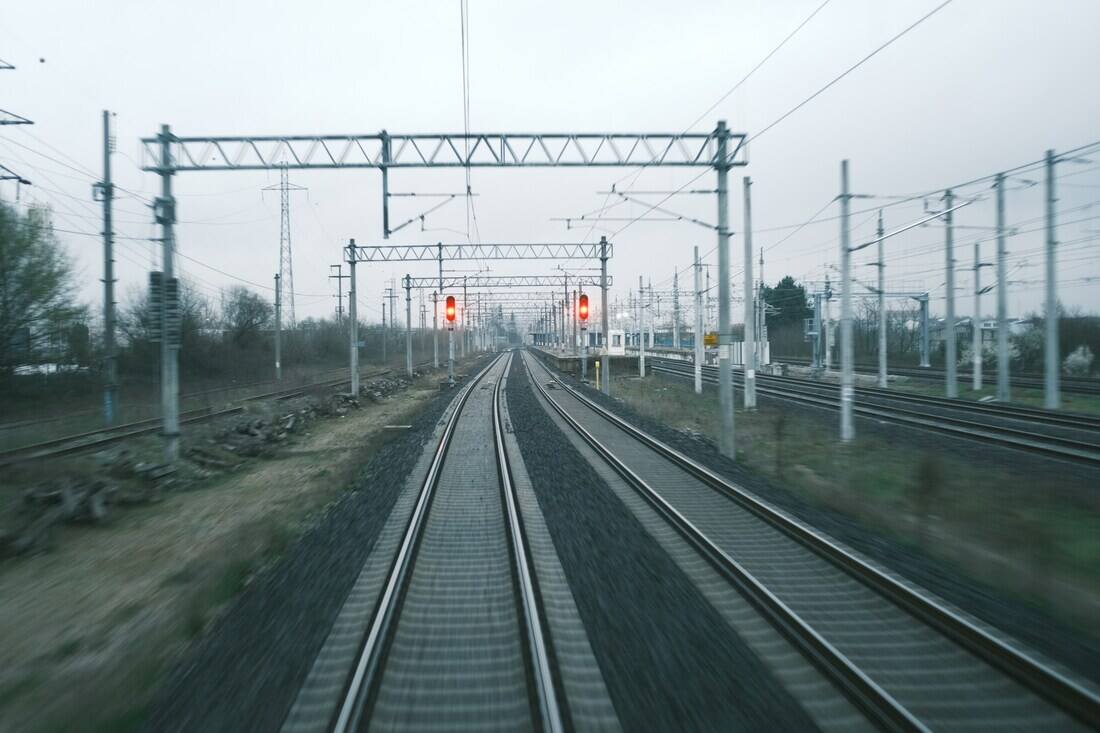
[530,351,1100,728]
[0,365,427,466]
[776,356,1100,395]
[494,354,566,733]
[332,353,564,732]
[649,360,1100,466]
[522,351,925,732]
[639,353,1100,430]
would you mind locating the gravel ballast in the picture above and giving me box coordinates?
[534,352,1100,685]
[506,356,817,731]
[142,361,490,732]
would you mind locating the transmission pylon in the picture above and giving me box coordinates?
[263,165,306,325]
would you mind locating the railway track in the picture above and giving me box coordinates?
[646,357,1100,466]
[287,353,565,732]
[0,366,414,467]
[523,350,1100,731]
[775,356,1100,396]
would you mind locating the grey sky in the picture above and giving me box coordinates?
[2,0,1098,326]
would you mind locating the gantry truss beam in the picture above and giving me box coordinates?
[349,242,612,263]
[140,132,748,172]
[406,274,611,290]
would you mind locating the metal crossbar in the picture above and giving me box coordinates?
[140,132,747,171]
[347,243,612,262]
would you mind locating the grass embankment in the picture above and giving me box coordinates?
[608,372,1100,635]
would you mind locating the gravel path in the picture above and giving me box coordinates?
[142,360,489,733]
[506,356,818,731]
[539,354,1100,686]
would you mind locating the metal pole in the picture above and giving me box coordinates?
[638,276,646,377]
[813,293,823,368]
[461,276,468,358]
[944,189,958,398]
[742,176,757,409]
[381,131,391,238]
[158,124,179,462]
[995,173,1010,402]
[347,239,359,397]
[381,297,387,363]
[572,289,578,355]
[100,110,117,425]
[673,269,680,350]
[1044,149,1060,409]
[694,245,703,394]
[274,273,282,380]
[435,243,442,368]
[716,120,735,457]
[876,210,887,388]
[973,242,982,391]
[405,275,413,377]
[920,296,930,368]
[600,236,610,395]
[839,159,854,442]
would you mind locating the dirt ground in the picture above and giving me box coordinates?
[0,372,447,732]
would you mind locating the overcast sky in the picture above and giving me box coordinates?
[2,0,1098,329]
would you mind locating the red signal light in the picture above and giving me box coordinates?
[578,294,589,321]
[446,295,456,322]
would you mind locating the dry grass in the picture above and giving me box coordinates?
[609,373,1100,635]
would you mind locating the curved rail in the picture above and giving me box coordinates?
[526,350,1100,729]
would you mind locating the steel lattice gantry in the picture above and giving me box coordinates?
[348,242,612,262]
[140,131,746,171]
[404,275,612,290]
[140,123,747,459]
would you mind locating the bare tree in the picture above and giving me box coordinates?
[0,202,86,370]
[220,286,272,348]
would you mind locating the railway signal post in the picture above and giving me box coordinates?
[446,295,456,385]
[579,293,589,381]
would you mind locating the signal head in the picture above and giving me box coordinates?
[446,295,456,322]
[578,293,589,321]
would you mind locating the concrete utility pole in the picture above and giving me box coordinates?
[648,278,655,348]
[672,269,681,350]
[435,244,443,368]
[919,295,931,368]
[944,189,958,398]
[404,274,413,377]
[995,174,1010,402]
[381,297,387,363]
[600,236,610,395]
[461,276,468,358]
[694,245,703,394]
[156,124,180,462]
[973,242,986,391]
[1044,149,1060,409]
[839,159,854,442]
[97,110,117,425]
[742,176,757,409]
[572,289,578,355]
[812,293,823,368]
[716,120,735,457]
[274,272,284,380]
[638,276,646,377]
[876,210,887,389]
[347,239,360,397]
[824,276,833,369]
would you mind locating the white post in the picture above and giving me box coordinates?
[944,189,958,398]
[1044,149,1060,408]
[693,245,703,394]
[839,160,854,442]
[742,176,757,409]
